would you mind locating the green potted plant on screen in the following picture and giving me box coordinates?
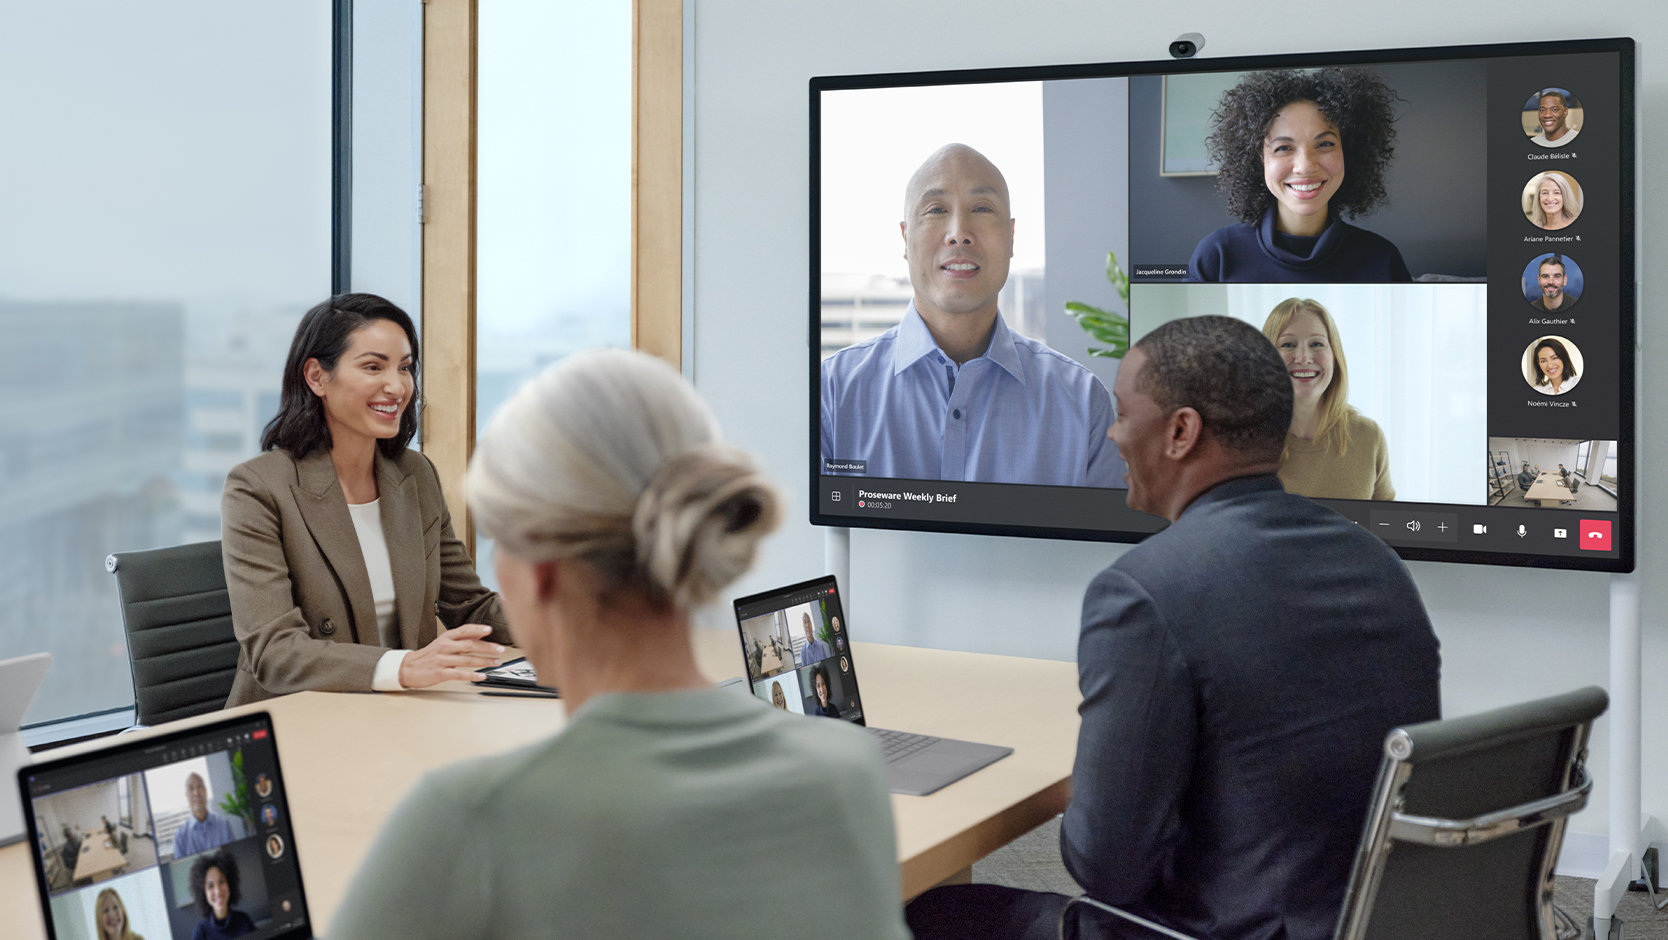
[1065,250,1131,359]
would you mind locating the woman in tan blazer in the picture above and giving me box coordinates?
[221,294,509,706]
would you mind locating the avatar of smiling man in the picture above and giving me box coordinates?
[1530,90,1580,148]
[820,143,1120,487]
[1529,254,1580,313]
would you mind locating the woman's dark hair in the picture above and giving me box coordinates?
[1532,338,1579,385]
[260,293,421,459]
[1207,67,1400,223]
[188,850,241,918]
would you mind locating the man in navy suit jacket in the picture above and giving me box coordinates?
[908,316,1440,939]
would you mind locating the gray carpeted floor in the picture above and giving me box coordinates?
[972,817,1668,938]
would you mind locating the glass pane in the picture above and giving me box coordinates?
[0,4,331,727]
[476,2,632,586]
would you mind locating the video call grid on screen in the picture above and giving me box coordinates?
[735,579,866,726]
[21,713,311,940]
[809,37,1634,572]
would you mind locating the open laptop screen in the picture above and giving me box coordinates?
[733,576,866,727]
[20,711,312,940]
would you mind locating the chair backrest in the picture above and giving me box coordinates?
[1336,686,1608,940]
[106,540,238,726]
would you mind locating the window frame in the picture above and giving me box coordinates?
[418,0,681,547]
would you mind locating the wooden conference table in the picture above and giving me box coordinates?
[69,830,127,882]
[1524,472,1575,506]
[1,632,1079,937]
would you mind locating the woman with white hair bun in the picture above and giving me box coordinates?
[330,348,909,940]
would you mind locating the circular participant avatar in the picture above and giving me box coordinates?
[254,774,273,799]
[1522,253,1582,314]
[266,834,285,859]
[261,804,278,828]
[1521,171,1582,231]
[1521,87,1582,148]
[1523,335,1583,396]
[839,656,850,675]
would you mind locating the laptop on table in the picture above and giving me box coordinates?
[732,575,1012,795]
[19,711,316,939]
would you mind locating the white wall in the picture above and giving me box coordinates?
[687,0,1661,852]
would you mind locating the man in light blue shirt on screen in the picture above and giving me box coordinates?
[820,143,1120,487]
[172,771,240,858]
[798,612,832,665]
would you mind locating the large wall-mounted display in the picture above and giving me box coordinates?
[810,38,1634,572]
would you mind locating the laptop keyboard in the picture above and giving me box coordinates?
[871,727,936,763]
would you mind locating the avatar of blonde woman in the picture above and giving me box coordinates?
[1526,172,1581,231]
[95,888,144,940]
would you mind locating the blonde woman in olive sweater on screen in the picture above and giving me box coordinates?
[1262,298,1394,500]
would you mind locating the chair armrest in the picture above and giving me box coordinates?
[1058,896,1201,940]
[1388,767,1592,847]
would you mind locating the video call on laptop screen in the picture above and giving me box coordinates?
[809,38,1635,572]
[21,712,311,940]
[735,578,867,726]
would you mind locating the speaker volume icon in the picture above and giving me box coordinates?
[1405,519,1421,532]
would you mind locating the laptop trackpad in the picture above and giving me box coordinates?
[887,742,1013,796]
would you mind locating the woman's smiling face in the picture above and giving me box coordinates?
[1275,308,1335,403]
[1537,345,1565,383]
[99,894,124,936]
[1539,179,1564,219]
[1263,100,1345,237]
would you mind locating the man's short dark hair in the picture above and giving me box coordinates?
[1540,254,1566,275]
[1540,90,1568,108]
[1134,316,1292,460]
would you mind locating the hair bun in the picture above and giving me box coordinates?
[632,446,780,608]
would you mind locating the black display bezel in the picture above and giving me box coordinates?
[808,37,1636,573]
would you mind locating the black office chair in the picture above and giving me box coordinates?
[1060,686,1608,940]
[107,540,239,726]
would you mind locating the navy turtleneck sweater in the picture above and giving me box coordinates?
[1187,204,1412,283]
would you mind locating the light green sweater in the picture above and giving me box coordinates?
[329,687,908,939]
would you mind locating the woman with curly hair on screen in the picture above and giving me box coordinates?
[1263,298,1394,500]
[1189,68,1410,283]
[189,850,255,940]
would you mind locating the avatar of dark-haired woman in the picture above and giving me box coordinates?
[1529,337,1580,396]
[810,664,842,718]
[189,850,256,940]
[1188,68,1410,284]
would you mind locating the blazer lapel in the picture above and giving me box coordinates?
[377,454,429,650]
[292,450,378,645]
